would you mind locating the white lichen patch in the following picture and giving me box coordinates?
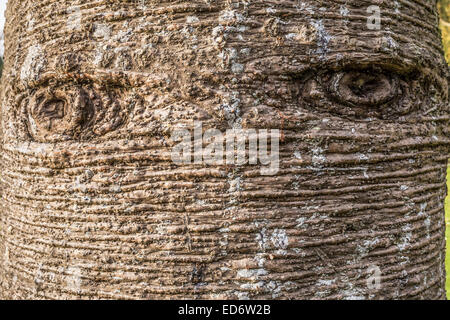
[398,224,413,251]
[236,268,267,279]
[113,46,132,70]
[255,227,269,251]
[20,44,46,83]
[112,28,133,43]
[236,292,250,300]
[266,281,296,299]
[357,153,369,161]
[231,62,244,74]
[393,1,401,14]
[297,2,315,15]
[270,229,289,250]
[316,278,336,287]
[228,177,242,193]
[340,5,349,16]
[66,6,82,31]
[93,23,111,40]
[343,290,365,300]
[356,238,380,257]
[310,20,331,56]
[418,202,428,216]
[424,217,431,239]
[382,35,399,52]
[219,10,245,24]
[296,217,307,228]
[186,16,200,24]
[219,90,242,128]
[312,147,327,167]
[211,25,224,43]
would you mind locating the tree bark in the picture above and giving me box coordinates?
[0,0,449,299]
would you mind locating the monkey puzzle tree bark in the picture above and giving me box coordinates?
[0,0,449,300]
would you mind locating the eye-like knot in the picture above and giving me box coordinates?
[300,68,416,119]
[21,85,133,143]
[328,71,398,107]
[27,88,94,142]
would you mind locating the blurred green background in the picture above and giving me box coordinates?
[440,0,450,299]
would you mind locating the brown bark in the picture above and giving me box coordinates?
[0,0,449,299]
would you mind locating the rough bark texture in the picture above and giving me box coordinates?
[0,0,449,300]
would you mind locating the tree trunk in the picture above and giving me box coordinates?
[0,0,449,300]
